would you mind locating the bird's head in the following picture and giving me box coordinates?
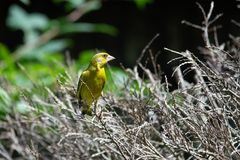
[90,52,115,69]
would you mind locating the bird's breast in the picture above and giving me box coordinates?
[89,69,106,96]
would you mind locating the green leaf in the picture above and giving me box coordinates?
[68,0,85,7]
[77,50,95,67]
[7,5,49,42]
[16,101,31,113]
[0,87,11,107]
[67,0,101,12]
[21,39,69,61]
[134,0,153,9]
[20,0,30,5]
[30,14,49,29]
[105,67,128,93]
[7,5,49,30]
[0,43,15,72]
[17,57,65,87]
[59,22,118,36]
[7,5,28,30]
[13,71,34,88]
[167,91,185,107]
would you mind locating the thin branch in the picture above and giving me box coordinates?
[181,20,203,31]
[231,19,240,28]
[136,33,160,63]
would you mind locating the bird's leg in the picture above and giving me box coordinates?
[94,100,103,117]
[93,101,98,115]
[75,100,82,115]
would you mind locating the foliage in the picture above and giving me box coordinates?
[0,1,240,160]
[134,0,153,9]
[0,0,118,117]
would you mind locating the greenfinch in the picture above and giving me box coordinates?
[76,52,115,115]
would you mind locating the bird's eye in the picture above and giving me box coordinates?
[103,54,108,58]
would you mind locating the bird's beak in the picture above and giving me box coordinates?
[107,55,115,62]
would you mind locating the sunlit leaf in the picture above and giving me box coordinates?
[7,5,49,30]
[105,67,128,93]
[7,5,49,42]
[21,39,69,61]
[68,0,85,6]
[13,71,34,88]
[16,101,31,113]
[67,0,100,12]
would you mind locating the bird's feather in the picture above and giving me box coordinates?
[76,52,114,115]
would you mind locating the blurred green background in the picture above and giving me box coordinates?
[1,0,238,81]
[0,0,239,115]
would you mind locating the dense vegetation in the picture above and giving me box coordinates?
[0,1,240,159]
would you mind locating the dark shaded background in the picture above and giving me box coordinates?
[0,0,239,88]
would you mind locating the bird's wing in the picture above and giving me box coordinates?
[76,70,89,100]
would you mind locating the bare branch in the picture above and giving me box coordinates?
[137,33,160,63]
[181,20,203,30]
[231,19,240,28]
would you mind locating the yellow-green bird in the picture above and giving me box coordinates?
[76,52,115,115]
